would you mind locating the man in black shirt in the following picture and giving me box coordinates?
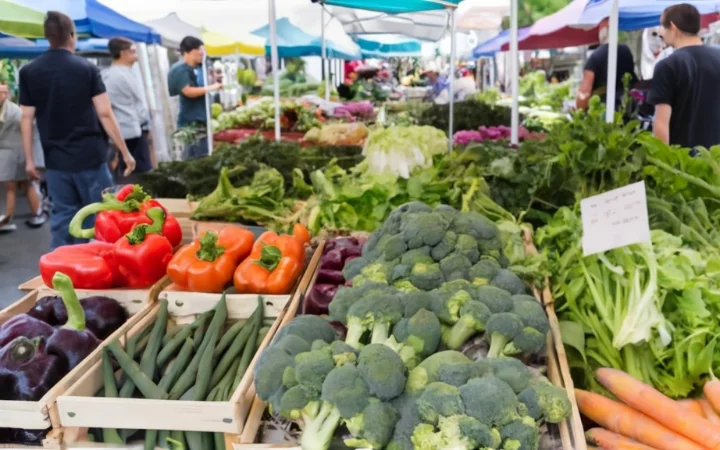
[19,11,135,249]
[576,19,638,110]
[649,4,720,148]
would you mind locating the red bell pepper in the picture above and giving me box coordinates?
[68,185,183,247]
[39,242,125,290]
[114,207,174,288]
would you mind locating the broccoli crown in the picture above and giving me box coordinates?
[410,262,445,290]
[254,347,295,401]
[400,246,434,266]
[512,298,551,334]
[519,380,572,424]
[431,289,473,325]
[501,420,539,450]
[491,269,527,295]
[402,290,436,318]
[437,362,475,387]
[431,231,458,262]
[383,234,410,261]
[451,211,500,242]
[357,344,408,401]
[272,315,337,346]
[346,292,405,346]
[434,205,460,223]
[439,252,473,281]
[406,351,472,392]
[504,327,546,356]
[358,262,394,285]
[460,377,520,426]
[486,312,525,358]
[476,285,514,313]
[294,347,336,395]
[405,309,442,357]
[417,382,465,424]
[487,358,532,394]
[440,415,497,449]
[279,385,317,420]
[345,402,400,449]
[455,234,481,264]
[311,339,330,351]
[387,393,424,450]
[383,336,421,370]
[410,423,446,450]
[392,318,410,343]
[438,279,478,298]
[469,259,502,286]
[402,212,450,249]
[391,264,412,282]
[282,366,298,388]
[330,340,357,366]
[393,279,420,293]
[321,364,370,419]
[273,334,311,357]
[343,256,369,281]
[329,283,396,325]
[444,300,492,350]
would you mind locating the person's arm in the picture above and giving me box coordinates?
[576,70,595,110]
[20,106,39,180]
[653,104,671,144]
[181,84,220,98]
[647,60,674,144]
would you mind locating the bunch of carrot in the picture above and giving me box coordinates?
[577,368,720,450]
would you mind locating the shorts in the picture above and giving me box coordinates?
[0,148,26,183]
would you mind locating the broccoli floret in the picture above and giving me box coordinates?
[357,344,408,400]
[512,298,550,335]
[486,313,524,358]
[273,334,311,356]
[402,290,436,318]
[409,263,445,290]
[501,419,539,450]
[273,315,337,346]
[282,366,298,388]
[346,293,404,347]
[455,234,481,264]
[477,285,514,313]
[444,300,492,350]
[431,289,473,325]
[411,423,446,450]
[393,279,420,293]
[384,234,409,260]
[392,318,409,342]
[452,211,500,242]
[439,252,473,281]
[469,259,502,286]
[437,279,478,299]
[406,351,471,393]
[358,262,393,285]
[517,378,572,423]
[343,256,369,281]
[491,269,527,295]
[330,340,357,366]
[437,360,492,388]
[400,246,434,266]
[487,358,532,393]
[504,328,546,356]
[363,230,386,257]
[383,335,421,369]
[321,364,370,419]
[402,212,450,249]
[391,264,411,282]
[512,294,539,304]
[431,231,458,261]
[254,347,296,401]
[329,283,393,325]
[434,204,460,222]
[438,415,498,450]
[417,382,465,424]
[294,347,336,395]
[311,339,330,351]
[460,377,521,426]
[345,402,400,449]
[478,235,504,260]
[404,309,441,357]
[280,388,342,450]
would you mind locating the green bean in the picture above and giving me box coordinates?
[232,299,264,391]
[208,322,253,388]
[157,430,170,449]
[158,338,194,392]
[107,341,168,400]
[192,327,219,401]
[169,431,185,450]
[101,350,124,445]
[140,300,169,380]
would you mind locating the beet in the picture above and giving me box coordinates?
[305,284,338,316]
[316,269,344,286]
[0,315,55,348]
[320,249,345,271]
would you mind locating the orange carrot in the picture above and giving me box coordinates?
[704,374,720,417]
[596,368,720,450]
[701,399,720,425]
[678,399,705,417]
[586,428,658,450]
[575,389,707,450]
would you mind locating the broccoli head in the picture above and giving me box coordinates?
[439,415,499,450]
[330,340,357,366]
[273,334,311,357]
[460,377,521,426]
[455,234,481,264]
[406,351,471,393]
[391,264,412,282]
[410,423,446,450]
[501,419,539,450]
[439,252,473,282]
[345,401,400,449]
[356,262,394,285]
[477,285,514,313]
[431,231,458,262]
[469,259,502,286]
[392,318,410,343]
[434,204,460,222]
[437,279,478,298]
[400,246,434,266]
[486,312,524,358]
[343,256,369,281]
[402,290,436,318]
[431,289,473,325]
[444,300,492,350]
[384,234,409,261]
[487,358,532,393]
[357,344,408,401]
[346,293,404,347]
[512,298,550,335]
[504,327,546,356]
[451,211,500,242]
[294,347,337,395]
[517,378,572,424]
[402,212,450,249]
[491,269,527,295]
[329,282,393,325]
[282,366,298,388]
[311,339,330,351]
[402,308,442,358]
[321,364,370,419]
[410,263,445,290]
[417,382,465,424]
[437,360,492,387]
[393,279,420,293]
[272,315,337,348]
[278,384,342,450]
[254,347,296,401]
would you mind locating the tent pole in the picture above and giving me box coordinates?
[269,0,281,141]
[605,0,619,123]
[448,7,456,152]
[510,0,519,145]
[322,7,330,101]
[202,56,214,155]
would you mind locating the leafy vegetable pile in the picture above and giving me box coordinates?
[214,99,321,133]
[253,202,571,450]
[419,100,514,135]
[362,126,448,179]
[453,126,543,146]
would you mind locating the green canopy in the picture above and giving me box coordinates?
[0,0,45,38]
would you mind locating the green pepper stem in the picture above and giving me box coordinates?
[125,207,166,245]
[254,243,282,271]
[68,193,143,239]
[196,231,225,262]
[52,272,86,332]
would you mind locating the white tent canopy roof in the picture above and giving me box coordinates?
[328,5,450,41]
[456,0,509,30]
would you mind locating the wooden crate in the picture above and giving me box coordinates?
[154,198,197,219]
[0,283,161,447]
[57,242,325,448]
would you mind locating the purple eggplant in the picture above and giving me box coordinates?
[316,269,345,286]
[25,295,63,325]
[305,284,338,316]
[0,314,55,348]
[46,273,101,370]
[0,336,67,401]
[27,295,126,340]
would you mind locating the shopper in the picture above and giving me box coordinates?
[0,81,46,232]
[576,19,638,110]
[422,63,450,104]
[18,11,135,249]
[102,37,153,183]
[167,36,221,159]
[650,4,720,148]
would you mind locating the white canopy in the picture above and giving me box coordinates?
[328,6,450,41]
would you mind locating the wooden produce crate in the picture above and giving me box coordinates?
[57,242,325,449]
[0,283,161,447]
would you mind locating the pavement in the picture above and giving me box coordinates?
[0,187,50,308]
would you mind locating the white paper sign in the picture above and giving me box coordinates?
[580,181,651,256]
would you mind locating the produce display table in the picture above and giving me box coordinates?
[214,129,306,145]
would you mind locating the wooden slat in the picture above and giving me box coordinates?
[18,275,44,292]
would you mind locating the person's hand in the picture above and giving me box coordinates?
[208,83,223,92]
[122,152,136,177]
[26,161,41,181]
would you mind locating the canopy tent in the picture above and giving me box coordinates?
[0,0,45,39]
[327,6,450,41]
[14,0,160,44]
[472,27,529,56]
[315,0,462,14]
[577,0,720,30]
[456,0,510,31]
[0,37,111,58]
[252,16,361,59]
[145,13,265,55]
[0,34,35,48]
[356,34,422,56]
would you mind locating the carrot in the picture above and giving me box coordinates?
[575,389,707,450]
[596,368,720,450]
[678,399,705,417]
[701,399,720,425]
[586,428,657,450]
[704,372,720,416]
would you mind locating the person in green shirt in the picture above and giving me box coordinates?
[167,36,221,159]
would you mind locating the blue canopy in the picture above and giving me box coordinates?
[314,0,462,14]
[0,37,110,58]
[252,17,361,59]
[356,35,421,57]
[14,0,160,44]
[473,28,530,57]
[578,0,720,30]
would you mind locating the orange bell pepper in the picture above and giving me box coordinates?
[167,226,255,293]
[234,231,305,295]
[292,223,311,247]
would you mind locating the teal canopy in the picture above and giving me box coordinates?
[313,0,462,14]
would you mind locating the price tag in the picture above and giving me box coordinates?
[580,181,651,256]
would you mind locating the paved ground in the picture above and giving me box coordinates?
[0,187,49,307]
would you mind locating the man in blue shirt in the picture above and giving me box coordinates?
[167,36,221,159]
[19,11,135,249]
